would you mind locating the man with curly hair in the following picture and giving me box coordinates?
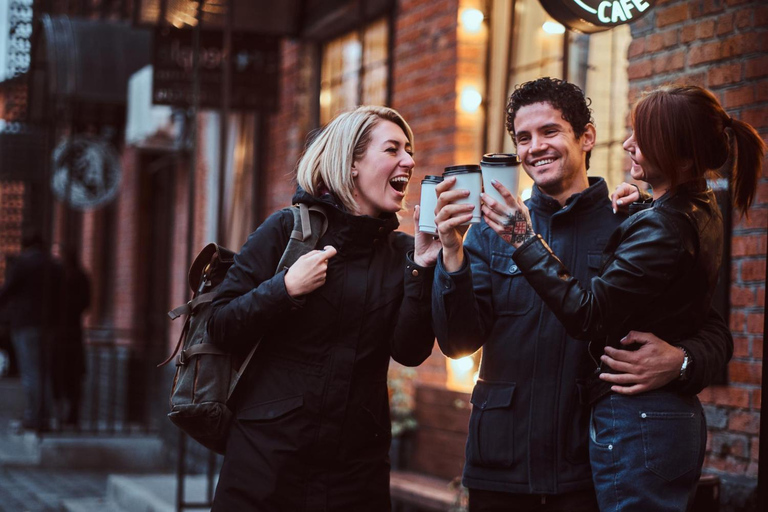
[430,77,732,511]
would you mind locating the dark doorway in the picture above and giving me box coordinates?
[129,151,177,428]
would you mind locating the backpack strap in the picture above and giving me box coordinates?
[228,203,328,398]
[275,203,329,273]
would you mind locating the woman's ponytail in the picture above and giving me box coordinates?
[729,117,765,217]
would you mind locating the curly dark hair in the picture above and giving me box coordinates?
[506,77,594,169]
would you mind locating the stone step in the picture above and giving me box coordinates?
[61,497,130,512]
[108,474,216,512]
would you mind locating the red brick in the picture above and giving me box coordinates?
[698,385,750,408]
[658,4,689,27]
[653,51,685,74]
[730,285,756,307]
[758,287,765,307]
[732,336,750,358]
[689,41,722,66]
[757,5,768,27]
[753,438,760,460]
[725,0,752,6]
[741,259,767,282]
[729,361,762,384]
[647,33,664,53]
[697,20,716,38]
[628,38,645,58]
[729,411,761,434]
[757,78,768,102]
[691,0,727,18]
[742,106,768,130]
[734,208,768,229]
[731,310,747,331]
[723,84,755,108]
[755,336,763,359]
[628,59,653,80]
[708,63,742,86]
[731,234,767,257]
[681,24,697,44]
[735,9,754,29]
[717,13,735,35]
[724,32,763,58]
[746,312,764,334]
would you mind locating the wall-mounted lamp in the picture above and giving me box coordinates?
[447,355,480,393]
[460,86,483,112]
[542,20,566,34]
[460,8,485,33]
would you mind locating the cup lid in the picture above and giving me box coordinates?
[481,153,521,166]
[422,175,444,183]
[444,164,481,175]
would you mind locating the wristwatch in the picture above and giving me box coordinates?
[678,347,692,381]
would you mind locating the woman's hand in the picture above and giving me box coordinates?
[413,205,441,267]
[434,176,475,272]
[480,180,535,249]
[284,246,337,297]
[611,182,642,214]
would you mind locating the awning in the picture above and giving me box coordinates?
[37,15,152,104]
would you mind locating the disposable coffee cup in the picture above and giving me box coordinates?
[419,175,444,235]
[443,165,482,225]
[480,153,521,206]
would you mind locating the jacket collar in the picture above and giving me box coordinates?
[528,177,609,215]
[291,187,400,250]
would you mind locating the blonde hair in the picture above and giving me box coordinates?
[296,105,414,213]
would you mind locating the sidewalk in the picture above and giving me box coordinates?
[0,378,212,512]
[0,378,109,511]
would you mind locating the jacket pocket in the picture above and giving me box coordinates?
[640,410,701,481]
[237,395,304,422]
[467,381,516,468]
[489,253,534,315]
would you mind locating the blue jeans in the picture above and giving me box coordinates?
[589,391,706,512]
[11,327,53,428]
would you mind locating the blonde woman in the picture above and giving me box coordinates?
[208,106,440,511]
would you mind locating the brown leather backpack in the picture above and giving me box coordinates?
[159,203,327,453]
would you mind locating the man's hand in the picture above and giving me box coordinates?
[434,177,475,272]
[599,331,685,395]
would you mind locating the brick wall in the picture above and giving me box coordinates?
[627,0,767,504]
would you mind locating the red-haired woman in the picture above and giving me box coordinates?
[482,85,764,511]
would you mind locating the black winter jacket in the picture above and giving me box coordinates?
[433,178,732,495]
[208,189,435,512]
[513,180,727,403]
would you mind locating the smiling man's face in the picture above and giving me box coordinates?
[513,101,595,205]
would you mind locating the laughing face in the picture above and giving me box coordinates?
[352,120,414,217]
[513,102,595,204]
[622,131,670,197]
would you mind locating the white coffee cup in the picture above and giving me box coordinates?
[480,153,521,206]
[443,165,482,225]
[418,175,444,235]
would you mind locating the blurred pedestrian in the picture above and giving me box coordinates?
[208,106,439,511]
[52,249,90,427]
[0,232,62,431]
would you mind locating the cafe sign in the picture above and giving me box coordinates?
[540,0,655,33]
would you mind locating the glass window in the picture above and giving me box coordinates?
[320,18,389,124]
[498,0,631,196]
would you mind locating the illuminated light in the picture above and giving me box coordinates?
[460,86,483,112]
[319,89,331,108]
[542,21,566,34]
[460,8,485,33]
[521,187,532,200]
[452,356,475,374]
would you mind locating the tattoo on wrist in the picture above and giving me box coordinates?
[500,211,534,245]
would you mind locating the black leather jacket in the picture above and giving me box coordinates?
[513,180,724,402]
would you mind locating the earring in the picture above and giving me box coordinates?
[352,170,358,177]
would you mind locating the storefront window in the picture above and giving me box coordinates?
[496,0,631,195]
[319,18,389,124]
